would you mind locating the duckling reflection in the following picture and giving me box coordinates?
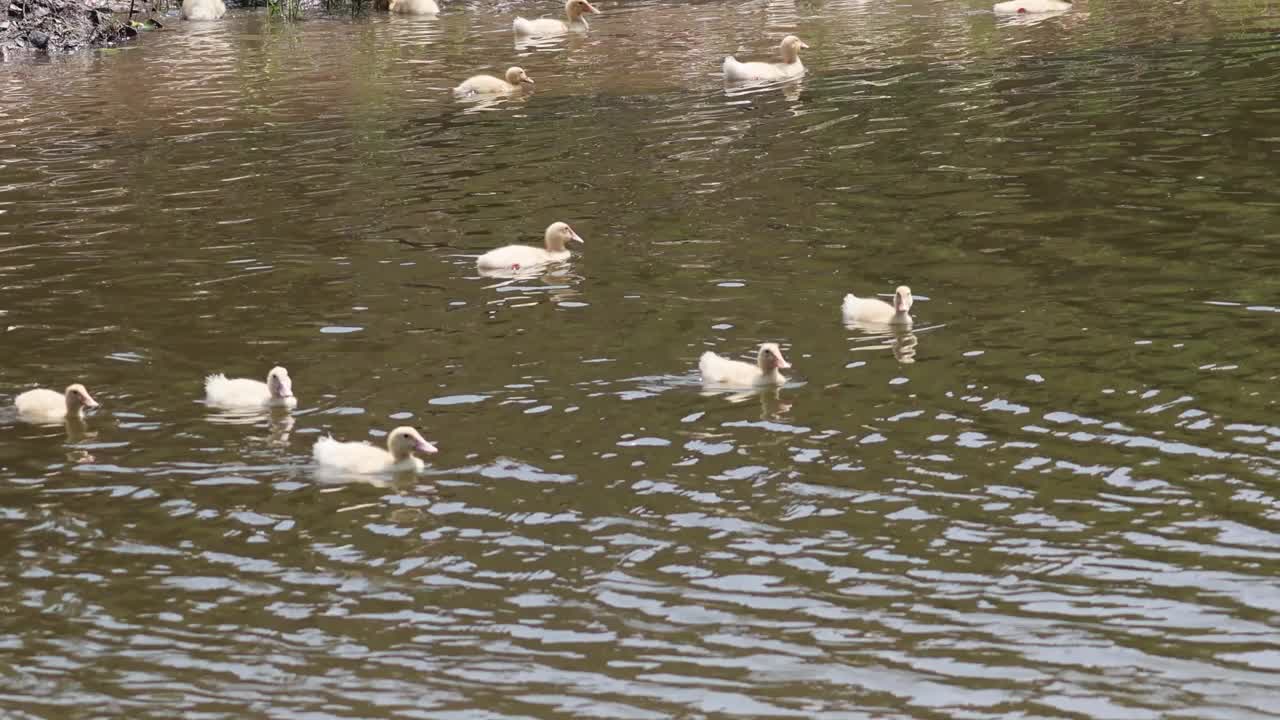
[479,265,585,307]
[892,330,918,364]
[723,77,804,102]
[514,26,592,52]
[62,414,96,443]
[205,405,296,447]
[456,92,531,115]
[266,411,295,447]
[316,465,423,489]
[63,415,97,464]
[845,316,921,363]
[757,386,792,419]
[700,383,792,419]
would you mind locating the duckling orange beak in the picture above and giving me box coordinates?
[774,352,792,370]
[83,393,100,410]
[569,228,585,244]
[584,1,599,12]
[521,75,535,85]
[416,438,438,454]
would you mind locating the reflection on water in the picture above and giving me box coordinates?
[2,0,1280,716]
[724,77,804,102]
[706,385,794,420]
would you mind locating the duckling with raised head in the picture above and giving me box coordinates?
[205,366,297,409]
[842,286,914,326]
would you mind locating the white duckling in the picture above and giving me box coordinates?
[476,221,583,271]
[205,366,297,409]
[723,35,809,83]
[14,383,99,423]
[699,343,791,388]
[313,426,438,474]
[993,0,1071,12]
[454,67,534,96]
[513,0,598,36]
[181,0,226,20]
[842,286,914,326]
[389,0,439,15]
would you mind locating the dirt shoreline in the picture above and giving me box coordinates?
[2,0,162,55]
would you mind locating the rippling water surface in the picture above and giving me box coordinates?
[2,0,1280,716]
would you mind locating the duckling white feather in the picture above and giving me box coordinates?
[313,437,418,474]
[842,286,914,326]
[181,0,226,20]
[476,221,583,271]
[455,67,533,96]
[513,17,567,34]
[699,343,791,388]
[722,57,799,82]
[205,366,296,409]
[14,383,99,423]
[723,35,808,82]
[477,245,565,269]
[389,0,439,15]
[456,76,515,95]
[313,426,437,475]
[513,0,597,36]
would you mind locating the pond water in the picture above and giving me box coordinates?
[2,0,1279,716]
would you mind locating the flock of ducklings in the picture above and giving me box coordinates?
[9,279,911,475]
[29,0,1074,474]
[177,0,1076,88]
[13,368,430,475]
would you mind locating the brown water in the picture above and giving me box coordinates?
[3,0,1280,716]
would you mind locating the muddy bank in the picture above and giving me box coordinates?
[2,0,148,54]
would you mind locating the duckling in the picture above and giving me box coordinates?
[476,222,583,271]
[180,0,226,21]
[389,0,439,15]
[513,0,598,36]
[723,35,808,82]
[455,66,534,95]
[313,426,438,474]
[205,366,297,409]
[15,383,99,423]
[699,343,791,387]
[842,286,913,326]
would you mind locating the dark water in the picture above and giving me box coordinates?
[2,0,1280,716]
